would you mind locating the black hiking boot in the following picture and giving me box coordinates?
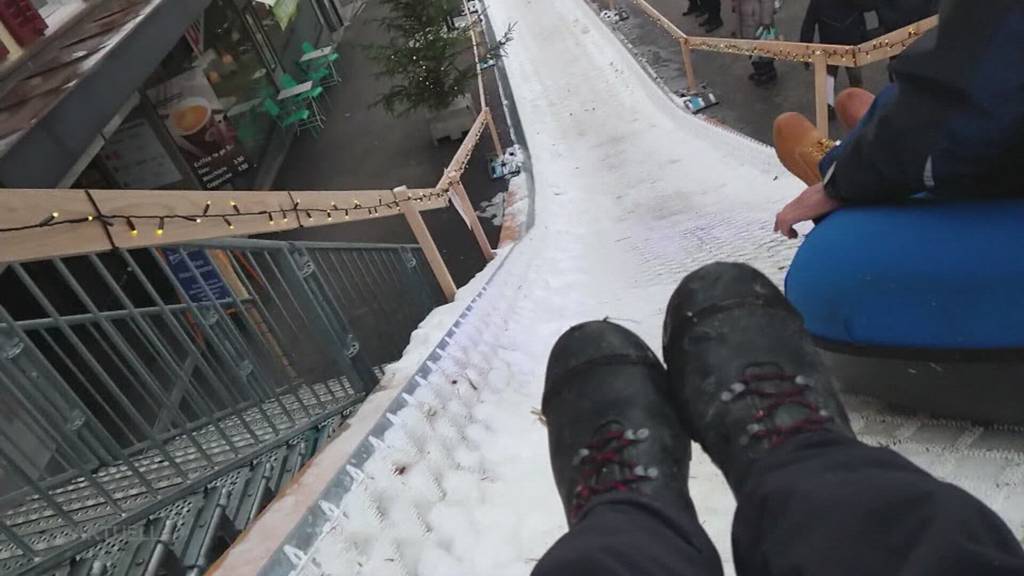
[700,16,724,33]
[684,3,705,16]
[662,263,853,492]
[751,66,778,86]
[544,321,692,524]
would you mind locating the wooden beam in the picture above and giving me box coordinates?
[853,15,938,67]
[399,192,457,302]
[451,179,495,261]
[440,109,489,185]
[686,37,858,66]
[680,38,698,93]
[0,188,448,264]
[629,0,686,39]
[485,109,503,157]
[813,54,829,135]
[0,189,116,263]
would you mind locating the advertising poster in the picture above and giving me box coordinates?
[162,248,233,304]
[100,118,183,189]
[146,68,251,190]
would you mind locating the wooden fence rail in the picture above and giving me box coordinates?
[0,108,504,301]
[619,0,938,134]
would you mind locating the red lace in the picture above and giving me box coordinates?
[570,430,649,521]
[736,372,831,448]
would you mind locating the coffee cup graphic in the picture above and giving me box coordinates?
[168,97,223,158]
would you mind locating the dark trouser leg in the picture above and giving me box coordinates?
[703,0,721,18]
[533,494,724,576]
[845,66,864,88]
[733,432,1024,576]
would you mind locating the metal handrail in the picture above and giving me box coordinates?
[0,236,447,574]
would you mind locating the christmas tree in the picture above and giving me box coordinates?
[369,0,512,116]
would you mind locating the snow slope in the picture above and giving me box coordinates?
[293,0,1024,574]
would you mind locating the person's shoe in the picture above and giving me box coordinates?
[751,66,778,86]
[545,321,692,524]
[663,263,854,492]
[700,16,724,33]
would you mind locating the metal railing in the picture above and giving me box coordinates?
[0,237,445,574]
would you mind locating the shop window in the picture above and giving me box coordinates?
[144,0,281,190]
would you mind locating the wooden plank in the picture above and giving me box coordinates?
[90,189,297,249]
[630,0,686,39]
[451,179,495,261]
[0,188,451,264]
[399,192,457,302]
[0,189,112,263]
[485,109,503,157]
[813,54,829,134]
[853,15,938,67]
[441,109,489,184]
[680,38,698,93]
[687,36,858,66]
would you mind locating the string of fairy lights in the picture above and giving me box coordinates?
[0,189,450,236]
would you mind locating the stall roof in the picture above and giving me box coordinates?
[0,0,211,187]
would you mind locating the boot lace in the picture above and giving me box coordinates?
[721,371,833,448]
[569,427,657,522]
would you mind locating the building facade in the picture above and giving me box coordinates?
[0,0,362,191]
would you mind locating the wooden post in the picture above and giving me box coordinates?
[399,192,457,302]
[680,38,698,94]
[813,53,830,135]
[450,179,495,262]
[485,109,503,157]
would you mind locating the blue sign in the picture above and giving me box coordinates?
[162,248,233,304]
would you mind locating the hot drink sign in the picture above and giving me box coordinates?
[147,68,251,189]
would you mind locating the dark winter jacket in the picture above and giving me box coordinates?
[853,0,939,32]
[800,0,868,46]
[824,0,1024,204]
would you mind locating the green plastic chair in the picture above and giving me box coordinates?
[261,98,321,137]
[301,41,340,64]
[281,72,331,116]
[299,41,341,87]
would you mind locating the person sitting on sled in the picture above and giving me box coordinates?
[772,0,1024,239]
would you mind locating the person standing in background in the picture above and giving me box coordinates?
[684,0,724,33]
[800,0,868,115]
[854,0,939,79]
[736,0,778,86]
[855,0,939,33]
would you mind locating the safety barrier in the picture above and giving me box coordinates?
[606,0,937,134]
[0,102,503,575]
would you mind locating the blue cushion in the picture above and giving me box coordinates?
[785,198,1024,350]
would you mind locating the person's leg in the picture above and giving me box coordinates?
[732,433,1024,575]
[534,321,723,576]
[699,0,723,31]
[663,263,1024,576]
[772,112,833,185]
[819,83,895,175]
[684,0,706,17]
[835,86,873,131]
[845,66,864,89]
[535,495,722,576]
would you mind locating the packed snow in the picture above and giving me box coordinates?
[292,0,1024,574]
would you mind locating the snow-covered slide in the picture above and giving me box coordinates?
[211,0,1024,573]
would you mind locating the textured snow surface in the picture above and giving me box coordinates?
[293,0,1024,573]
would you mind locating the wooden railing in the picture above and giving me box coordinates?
[0,107,505,301]
[612,0,937,134]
